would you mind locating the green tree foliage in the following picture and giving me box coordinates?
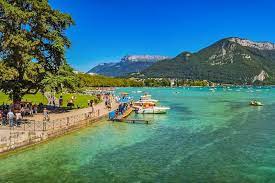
[0,0,74,101]
[144,78,170,87]
[41,64,78,93]
[0,61,17,81]
[176,80,209,86]
[77,74,144,88]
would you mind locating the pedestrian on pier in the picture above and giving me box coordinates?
[43,108,50,121]
[90,100,94,113]
[7,110,15,127]
[0,110,3,126]
[29,105,33,116]
[59,96,63,107]
[20,107,25,119]
[15,112,22,126]
[33,104,38,114]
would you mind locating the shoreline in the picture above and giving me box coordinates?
[0,116,108,159]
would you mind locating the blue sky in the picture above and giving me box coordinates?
[50,0,275,71]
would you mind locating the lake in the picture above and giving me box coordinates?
[0,87,275,182]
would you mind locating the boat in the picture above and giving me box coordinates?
[135,106,170,114]
[134,101,155,106]
[140,94,159,103]
[133,100,170,114]
[140,94,152,100]
[139,99,159,103]
[249,101,264,106]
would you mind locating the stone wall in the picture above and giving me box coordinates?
[0,115,107,154]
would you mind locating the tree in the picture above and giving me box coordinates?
[41,64,78,93]
[0,0,74,102]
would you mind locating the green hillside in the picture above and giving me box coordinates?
[143,38,275,85]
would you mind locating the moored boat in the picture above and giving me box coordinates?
[135,106,170,114]
[140,94,151,100]
[140,94,159,103]
[133,98,170,114]
[249,101,263,106]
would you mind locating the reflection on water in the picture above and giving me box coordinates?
[0,87,275,182]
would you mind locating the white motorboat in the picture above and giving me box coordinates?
[134,101,155,106]
[140,94,152,100]
[135,106,170,114]
[139,99,159,103]
[133,94,170,114]
[140,94,158,103]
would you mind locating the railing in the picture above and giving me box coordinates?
[0,109,102,132]
[0,101,119,153]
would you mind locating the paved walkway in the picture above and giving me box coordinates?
[0,101,118,140]
[24,102,116,122]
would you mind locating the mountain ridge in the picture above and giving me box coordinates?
[87,55,170,77]
[142,37,275,84]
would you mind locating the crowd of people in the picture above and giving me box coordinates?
[46,94,64,108]
[0,92,116,128]
[0,102,41,127]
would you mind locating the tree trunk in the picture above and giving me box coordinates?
[12,89,23,104]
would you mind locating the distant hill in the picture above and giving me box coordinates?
[143,37,275,84]
[87,55,170,77]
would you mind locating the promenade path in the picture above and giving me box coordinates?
[25,102,115,122]
[0,102,118,153]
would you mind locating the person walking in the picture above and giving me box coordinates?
[53,97,56,107]
[0,110,3,126]
[7,110,15,127]
[15,112,22,126]
[90,100,94,113]
[20,107,25,119]
[59,96,63,107]
[29,105,33,116]
[43,108,50,121]
[2,109,8,126]
[33,104,38,114]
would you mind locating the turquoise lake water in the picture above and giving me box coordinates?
[0,87,275,182]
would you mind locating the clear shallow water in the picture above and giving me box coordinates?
[1,87,275,182]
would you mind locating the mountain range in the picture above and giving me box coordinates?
[143,37,275,84]
[87,55,169,77]
[88,37,275,84]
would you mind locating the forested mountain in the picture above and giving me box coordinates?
[143,38,275,84]
[87,55,169,77]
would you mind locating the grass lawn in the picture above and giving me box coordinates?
[55,93,99,108]
[0,92,99,109]
[0,92,10,104]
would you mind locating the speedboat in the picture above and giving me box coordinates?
[133,101,156,110]
[133,101,170,114]
[133,101,155,106]
[140,94,158,103]
[140,94,152,100]
[139,99,159,103]
[249,101,263,106]
[135,106,170,114]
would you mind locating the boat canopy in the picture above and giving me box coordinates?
[119,98,131,103]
